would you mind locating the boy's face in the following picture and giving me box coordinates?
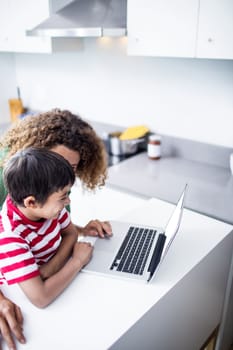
[32,184,71,220]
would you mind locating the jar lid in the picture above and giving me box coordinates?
[149,134,161,141]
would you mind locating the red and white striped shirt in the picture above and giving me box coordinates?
[0,196,71,285]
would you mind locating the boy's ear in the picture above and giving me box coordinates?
[23,196,37,208]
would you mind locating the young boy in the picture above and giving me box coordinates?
[0,147,93,308]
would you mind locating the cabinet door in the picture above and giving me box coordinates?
[0,0,52,53]
[0,0,12,51]
[196,0,233,59]
[127,0,199,57]
[12,0,52,53]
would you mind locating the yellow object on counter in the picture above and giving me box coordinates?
[119,125,150,140]
[8,98,24,122]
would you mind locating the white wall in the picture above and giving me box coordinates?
[2,38,233,147]
[0,53,17,124]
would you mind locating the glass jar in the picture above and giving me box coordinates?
[147,134,161,160]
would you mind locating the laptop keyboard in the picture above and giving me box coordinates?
[110,226,157,275]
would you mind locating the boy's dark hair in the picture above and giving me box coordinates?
[3,147,75,206]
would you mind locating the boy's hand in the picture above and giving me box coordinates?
[72,241,93,267]
[78,220,112,238]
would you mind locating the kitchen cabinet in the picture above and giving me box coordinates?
[0,1,11,52]
[196,0,233,59]
[0,0,52,53]
[127,0,233,59]
[127,0,199,58]
[0,0,80,53]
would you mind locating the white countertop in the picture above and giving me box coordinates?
[1,192,232,350]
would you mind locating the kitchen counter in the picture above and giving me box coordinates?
[106,152,233,225]
[1,197,233,350]
[87,119,233,225]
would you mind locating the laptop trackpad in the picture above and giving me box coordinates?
[95,234,122,253]
[81,234,121,253]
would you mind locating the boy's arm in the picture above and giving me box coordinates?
[75,220,112,238]
[19,241,93,308]
[39,222,78,280]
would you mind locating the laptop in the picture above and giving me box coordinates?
[82,185,187,283]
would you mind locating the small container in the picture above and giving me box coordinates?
[108,131,145,156]
[147,134,161,160]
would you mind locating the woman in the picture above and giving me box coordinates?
[0,108,112,348]
[0,109,112,275]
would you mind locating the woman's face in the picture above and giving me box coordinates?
[50,144,80,171]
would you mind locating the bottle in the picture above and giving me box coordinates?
[147,134,161,160]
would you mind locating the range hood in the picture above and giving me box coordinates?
[27,0,127,38]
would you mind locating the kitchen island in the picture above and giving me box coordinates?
[90,119,233,349]
[1,119,232,349]
[1,190,232,350]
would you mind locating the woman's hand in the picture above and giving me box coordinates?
[77,220,112,238]
[0,292,26,350]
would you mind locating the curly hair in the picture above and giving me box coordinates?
[0,109,108,190]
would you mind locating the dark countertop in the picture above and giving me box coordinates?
[88,119,233,225]
[106,152,233,225]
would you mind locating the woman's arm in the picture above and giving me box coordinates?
[19,241,93,308]
[39,222,78,280]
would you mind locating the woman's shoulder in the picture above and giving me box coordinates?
[0,147,8,163]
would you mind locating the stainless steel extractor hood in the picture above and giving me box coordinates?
[26,0,127,38]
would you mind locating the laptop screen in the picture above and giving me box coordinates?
[161,185,187,261]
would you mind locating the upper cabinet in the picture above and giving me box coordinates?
[1,0,232,58]
[0,0,52,53]
[0,0,90,54]
[127,0,233,59]
[196,0,233,59]
[127,0,199,58]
